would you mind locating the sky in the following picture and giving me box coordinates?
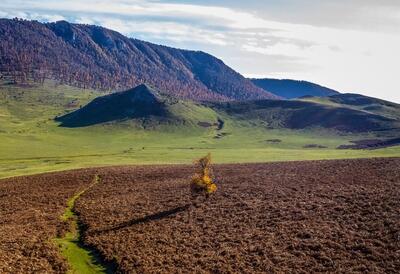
[1,0,400,102]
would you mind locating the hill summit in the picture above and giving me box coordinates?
[55,84,223,128]
[56,84,169,127]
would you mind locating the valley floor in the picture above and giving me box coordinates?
[1,158,399,273]
[2,145,400,179]
[1,82,399,179]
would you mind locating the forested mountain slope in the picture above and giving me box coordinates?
[0,18,278,101]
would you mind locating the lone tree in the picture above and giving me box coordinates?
[190,153,217,201]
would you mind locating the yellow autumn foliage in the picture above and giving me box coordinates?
[191,153,217,197]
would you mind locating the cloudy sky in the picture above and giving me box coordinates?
[1,0,400,102]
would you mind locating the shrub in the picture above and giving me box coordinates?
[190,153,217,199]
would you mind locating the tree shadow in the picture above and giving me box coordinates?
[92,204,191,235]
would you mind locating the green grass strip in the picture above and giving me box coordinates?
[54,175,108,274]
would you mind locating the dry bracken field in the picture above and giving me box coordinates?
[1,158,400,273]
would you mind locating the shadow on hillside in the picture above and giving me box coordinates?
[92,204,191,235]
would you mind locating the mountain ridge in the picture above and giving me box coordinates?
[0,18,278,101]
[251,78,340,99]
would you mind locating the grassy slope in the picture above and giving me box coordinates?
[299,95,400,121]
[0,83,399,178]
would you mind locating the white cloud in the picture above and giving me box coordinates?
[100,19,229,46]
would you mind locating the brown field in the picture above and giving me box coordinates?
[1,158,400,273]
[0,169,97,273]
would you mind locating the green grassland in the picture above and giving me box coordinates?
[0,82,399,179]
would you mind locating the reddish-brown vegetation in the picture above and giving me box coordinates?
[0,18,277,101]
[1,158,399,273]
[76,158,400,273]
[0,169,97,273]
